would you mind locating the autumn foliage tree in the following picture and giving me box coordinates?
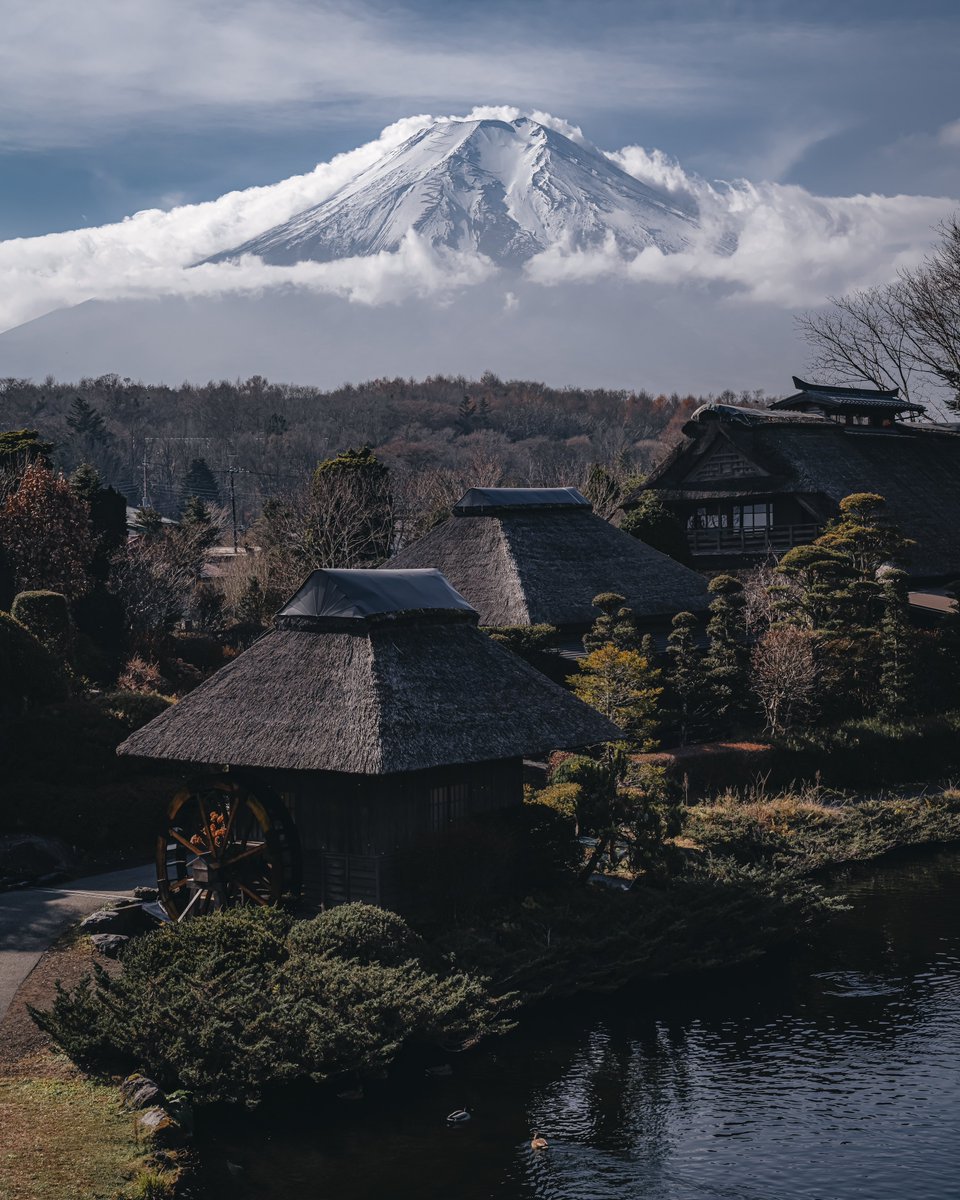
[0,460,95,599]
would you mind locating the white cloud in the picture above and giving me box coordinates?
[0,109,955,334]
[939,119,960,147]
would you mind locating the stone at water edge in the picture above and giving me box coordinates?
[121,1073,166,1111]
[136,1106,187,1147]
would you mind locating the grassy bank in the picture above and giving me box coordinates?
[683,784,960,872]
[0,937,180,1200]
[0,1077,148,1200]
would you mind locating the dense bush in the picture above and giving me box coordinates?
[395,802,580,921]
[775,714,960,787]
[0,690,174,857]
[34,905,510,1107]
[684,786,960,870]
[0,611,66,713]
[10,590,73,659]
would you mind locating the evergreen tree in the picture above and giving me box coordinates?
[70,463,127,582]
[0,429,53,468]
[66,396,111,446]
[619,492,690,562]
[583,592,642,652]
[311,445,393,565]
[666,610,706,744]
[456,396,476,433]
[703,575,749,730]
[134,507,165,541]
[876,567,916,721]
[182,458,222,506]
[570,644,662,749]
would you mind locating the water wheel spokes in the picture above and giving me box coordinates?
[157,777,301,921]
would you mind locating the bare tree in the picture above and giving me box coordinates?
[799,215,960,413]
[750,625,819,737]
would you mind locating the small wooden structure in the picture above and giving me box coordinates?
[118,568,618,916]
[388,486,709,630]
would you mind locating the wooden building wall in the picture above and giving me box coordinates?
[266,757,524,910]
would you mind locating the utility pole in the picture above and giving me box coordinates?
[229,466,239,553]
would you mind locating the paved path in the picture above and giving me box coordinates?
[0,863,154,1020]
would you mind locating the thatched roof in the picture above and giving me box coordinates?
[638,409,960,577]
[388,489,710,627]
[117,568,619,773]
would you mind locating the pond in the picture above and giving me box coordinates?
[199,850,960,1199]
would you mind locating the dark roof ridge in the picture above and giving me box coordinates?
[792,375,900,398]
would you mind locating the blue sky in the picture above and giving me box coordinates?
[2,0,958,240]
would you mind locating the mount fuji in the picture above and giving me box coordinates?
[0,109,952,389]
[204,116,704,268]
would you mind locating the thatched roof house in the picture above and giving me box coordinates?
[630,398,960,578]
[387,487,710,628]
[120,567,616,772]
[119,569,618,910]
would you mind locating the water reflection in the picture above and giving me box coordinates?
[200,851,960,1200]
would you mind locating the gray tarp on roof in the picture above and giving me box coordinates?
[454,487,590,514]
[277,568,476,621]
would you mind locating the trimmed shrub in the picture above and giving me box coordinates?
[288,903,426,967]
[33,905,509,1107]
[10,590,72,659]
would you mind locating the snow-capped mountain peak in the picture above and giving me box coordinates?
[204,116,701,267]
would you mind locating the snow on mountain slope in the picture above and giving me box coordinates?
[205,117,703,267]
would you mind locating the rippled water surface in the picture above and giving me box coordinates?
[200,852,960,1199]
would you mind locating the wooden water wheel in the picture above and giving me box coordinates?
[157,776,302,921]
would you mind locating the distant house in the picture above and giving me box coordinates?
[627,379,960,580]
[118,568,618,913]
[388,487,710,630]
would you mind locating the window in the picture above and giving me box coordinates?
[688,506,729,529]
[734,503,772,530]
[430,782,470,831]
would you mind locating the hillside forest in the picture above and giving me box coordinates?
[0,373,768,529]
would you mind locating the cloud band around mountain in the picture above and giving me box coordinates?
[0,107,955,335]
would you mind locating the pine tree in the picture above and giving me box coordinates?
[580,592,643,652]
[703,575,749,730]
[182,458,222,506]
[876,567,916,721]
[619,492,690,562]
[456,396,476,434]
[66,396,111,445]
[666,611,706,744]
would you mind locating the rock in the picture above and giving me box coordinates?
[91,933,129,958]
[80,908,124,933]
[121,1073,165,1110]
[80,900,152,935]
[133,886,159,902]
[135,1106,187,1148]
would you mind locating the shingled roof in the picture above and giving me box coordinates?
[387,488,710,627]
[117,568,619,772]
[639,411,960,577]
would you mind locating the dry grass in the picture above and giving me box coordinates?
[0,1076,145,1200]
[0,939,153,1200]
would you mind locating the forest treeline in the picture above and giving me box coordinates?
[0,373,768,524]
